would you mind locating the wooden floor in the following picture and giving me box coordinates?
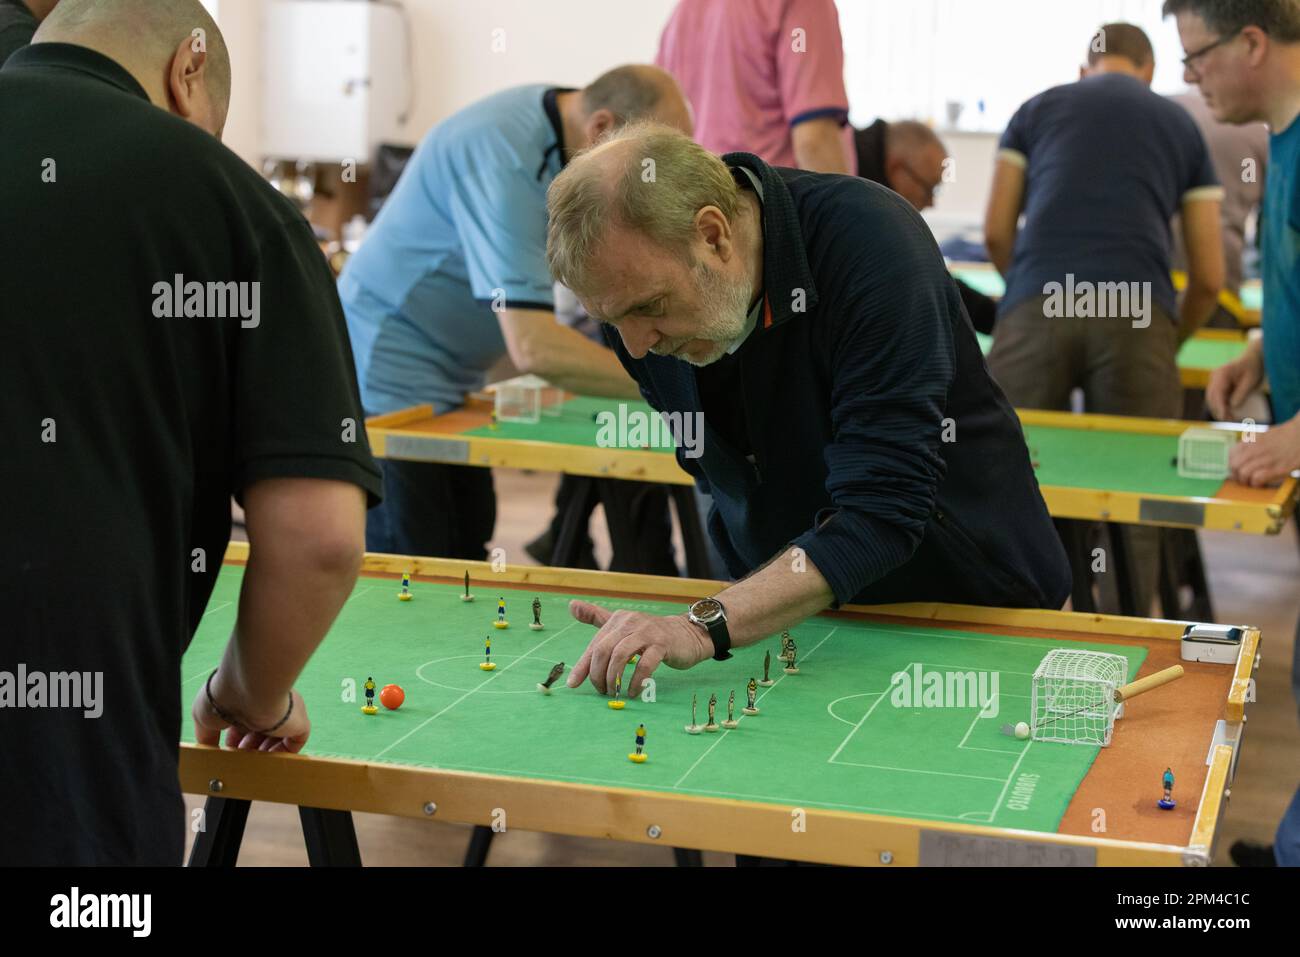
[189,468,1299,866]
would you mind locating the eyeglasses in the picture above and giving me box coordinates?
[898,161,944,200]
[1181,29,1242,76]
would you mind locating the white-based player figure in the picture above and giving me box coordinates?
[461,571,474,602]
[742,677,759,715]
[783,637,799,674]
[494,596,509,629]
[685,693,702,734]
[757,650,775,686]
[530,597,543,631]
[537,662,565,695]
[704,693,720,732]
[721,690,739,729]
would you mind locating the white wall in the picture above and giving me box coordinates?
[214,0,678,167]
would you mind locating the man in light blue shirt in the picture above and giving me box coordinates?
[341,66,691,558]
[1172,0,1300,868]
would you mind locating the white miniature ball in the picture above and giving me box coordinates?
[1014,721,1031,740]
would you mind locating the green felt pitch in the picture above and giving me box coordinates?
[466,396,675,452]
[976,331,1245,372]
[184,566,1147,833]
[1023,424,1225,498]
[465,396,1225,499]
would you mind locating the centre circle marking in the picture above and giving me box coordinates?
[416,655,562,694]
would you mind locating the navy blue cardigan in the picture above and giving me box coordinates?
[610,153,1071,609]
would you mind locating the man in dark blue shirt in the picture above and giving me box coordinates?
[545,125,1071,695]
[984,22,1225,618]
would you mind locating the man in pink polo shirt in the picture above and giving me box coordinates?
[657,0,855,173]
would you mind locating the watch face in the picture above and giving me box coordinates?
[692,598,724,624]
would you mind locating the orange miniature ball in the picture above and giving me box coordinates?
[380,684,405,710]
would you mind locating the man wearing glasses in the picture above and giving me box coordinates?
[1166,0,1300,869]
[855,118,998,333]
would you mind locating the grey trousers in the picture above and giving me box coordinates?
[987,295,1183,615]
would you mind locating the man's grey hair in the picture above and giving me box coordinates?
[547,123,741,293]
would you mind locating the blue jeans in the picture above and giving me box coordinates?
[1276,613,1300,866]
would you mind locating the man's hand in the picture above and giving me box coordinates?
[1230,416,1300,488]
[1206,343,1266,420]
[191,675,311,753]
[565,600,713,695]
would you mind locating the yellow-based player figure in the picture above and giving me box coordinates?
[608,672,626,709]
[494,597,509,629]
[398,572,412,601]
[480,636,496,670]
[704,692,719,732]
[362,676,378,714]
[757,650,774,686]
[530,597,543,631]
[742,677,759,715]
[721,690,739,729]
[628,723,648,763]
[461,571,474,603]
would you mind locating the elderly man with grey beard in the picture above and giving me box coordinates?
[544,124,1071,698]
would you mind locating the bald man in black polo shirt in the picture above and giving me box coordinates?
[1,0,381,864]
[0,0,56,65]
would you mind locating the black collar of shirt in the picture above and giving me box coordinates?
[719,151,819,331]
[538,86,577,181]
[4,42,150,102]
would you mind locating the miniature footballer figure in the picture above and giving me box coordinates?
[398,572,412,601]
[530,597,543,631]
[721,690,739,729]
[480,636,496,671]
[743,677,759,715]
[538,662,565,695]
[362,676,378,714]
[705,692,719,732]
[609,673,625,709]
[461,571,474,602]
[686,693,701,734]
[629,723,648,763]
[494,596,508,629]
[784,638,799,674]
[758,650,774,686]
[1159,768,1176,809]
[779,631,793,661]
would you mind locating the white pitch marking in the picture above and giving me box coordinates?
[827,759,1009,783]
[200,600,232,618]
[826,659,909,764]
[826,690,889,727]
[374,618,581,759]
[986,739,1034,823]
[671,627,839,789]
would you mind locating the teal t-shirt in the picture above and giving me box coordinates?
[1263,115,1300,423]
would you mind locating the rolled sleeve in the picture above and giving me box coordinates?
[449,164,555,310]
[778,0,850,128]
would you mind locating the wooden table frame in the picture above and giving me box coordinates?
[180,543,1257,867]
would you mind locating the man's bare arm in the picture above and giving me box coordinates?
[1178,196,1226,342]
[498,308,642,399]
[209,478,366,727]
[791,117,852,174]
[984,159,1026,276]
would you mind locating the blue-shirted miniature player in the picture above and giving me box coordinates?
[1159,767,1176,809]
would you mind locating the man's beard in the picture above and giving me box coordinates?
[663,261,753,367]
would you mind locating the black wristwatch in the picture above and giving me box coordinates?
[688,597,732,661]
